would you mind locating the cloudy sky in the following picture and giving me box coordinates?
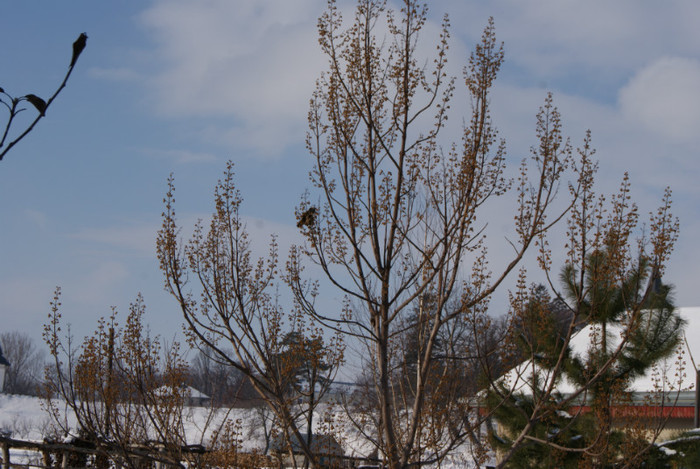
[1,1,698,352]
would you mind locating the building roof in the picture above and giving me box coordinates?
[153,385,210,401]
[500,307,700,399]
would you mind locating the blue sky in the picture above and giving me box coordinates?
[1,1,699,351]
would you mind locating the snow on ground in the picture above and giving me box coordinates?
[0,394,266,450]
[0,394,57,441]
[0,394,488,467]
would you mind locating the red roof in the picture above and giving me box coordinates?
[569,405,696,419]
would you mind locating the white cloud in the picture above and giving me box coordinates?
[136,1,468,157]
[619,57,700,143]
[139,0,326,156]
[437,1,700,89]
[126,1,700,310]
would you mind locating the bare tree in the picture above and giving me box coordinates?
[188,346,244,407]
[157,163,345,468]
[157,1,679,467]
[43,291,224,469]
[288,1,679,468]
[0,331,45,395]
[284,2,584,466]
[1,33,86,161]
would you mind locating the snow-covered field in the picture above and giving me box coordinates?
[0,394,55,441]
[0,394,264,448]
[0,394,489,468]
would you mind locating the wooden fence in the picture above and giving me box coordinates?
[0,435,380,468]
[0,435,210,469]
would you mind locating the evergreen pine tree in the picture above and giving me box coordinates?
[487,285,586,468]
[488,248,684,468]
[559,247,683,467]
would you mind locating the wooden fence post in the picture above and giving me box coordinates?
[2,442,9,469]
[42,449,51,469]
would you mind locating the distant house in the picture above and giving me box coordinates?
[154,385,211,407]
[0,344,9,393]
[184,386,211,407]
[493,307,700,440]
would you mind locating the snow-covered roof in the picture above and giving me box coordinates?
[186,386,209,400]
[153,385,210,400]
[500,307,700,398]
